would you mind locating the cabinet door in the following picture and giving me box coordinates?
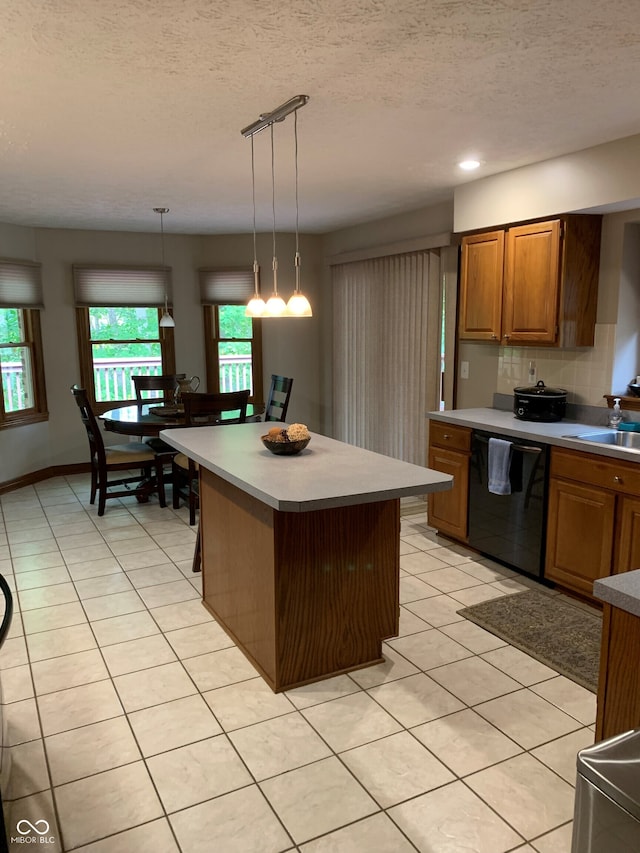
[615,496,640,574]
[503,220,561,344]
[545,477,615,596]
[458,231,504,342]
[427,446,469,541]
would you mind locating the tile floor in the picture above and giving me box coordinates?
[0,476,597,852]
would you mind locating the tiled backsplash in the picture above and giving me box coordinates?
[496,323,616,407]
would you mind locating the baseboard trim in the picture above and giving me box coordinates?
[0,463,91,496]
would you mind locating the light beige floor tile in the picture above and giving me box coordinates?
[107,535,157,556]
[342,730,454,808]
[45,716,141,785]
[459,559,518,582]
[286,674,361,709]
[440,618,508,654]
[114,661,196,712]
[117,548,172,570]
[261,756,377,844]
[412,708,523,776]
[137,579,200,609]
[67,556,124,581]
[349,645,419,689]
[5,697,42,745]
[17,582,79,611]
[162,543,199,563]
[7,738,50,799]
[51,520,98,537]
[189,574,202,592]
[182,646,258,691]
[164,620,234,659]
[229,712,331,781]
[397,606,431,637]
[55,531,104,551]
[26,623,97,662]
[147,734,252,813]
[400,532,442,552]
[531,822,574,853]
[388,628,472,671]
[481,645,558,686]
[299,812,416,852]
[399,539,419,556]
[74,573,133,600]
[149,598,212,632]
[369,672,464,727]
[12,552,65,573]
[38,679,123,736]
[532,728,594,784]
[91,609,160,646]
[428,656,522,705]
[6,608,23,639]
[466,752,575,839]
[449,584,510,606]
[301,692,402,752]
[400,551,450,576]
[475,689,582,749]
[15,566,71,590]
[531,676,597,725]
[0,663,34,702]
[125,563,184,588]
[4,515,50,533]
[128,694,222,756]
[31,649,109,695]
[151,529,197,548]
[22,601,87,635]
[62,544,114,565]
[204,677,294,730]
[10,538,59,558]
[102,633,177,677]
[7,526,55,544]
[489,577,532,595]
[5,789,62,852]
[0,635,28,669]
[99,524,145,543]
[404,593,467,627]
[389,779,523,852]
[82,590,146,621]
[425,546,474,567]
[72,818,180,853]
[55,761,163,850]
[399,575,439,603]
[170,784,292,853]
[421,565,485,593]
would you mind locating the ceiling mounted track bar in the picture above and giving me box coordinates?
[241,94,310,138]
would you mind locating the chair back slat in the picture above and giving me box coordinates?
[182,390,250,426]
[71,384,107,465]
[132,374,186,403]
[264,375,293,422]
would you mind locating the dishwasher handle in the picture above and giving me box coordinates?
[474,434,543,455]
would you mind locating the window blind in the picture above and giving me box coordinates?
[0,259,43,308]
[73,265,171,307]
[199,268,254,305]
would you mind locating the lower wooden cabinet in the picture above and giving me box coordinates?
[596,604,640,741]
[545,447,640,598]
[427,422,471,542]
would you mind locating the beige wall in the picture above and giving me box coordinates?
[0,223,325,483]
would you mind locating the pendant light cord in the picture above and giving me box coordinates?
[294,110,300,259]
[270,123,278,293]
[251,135,257,266]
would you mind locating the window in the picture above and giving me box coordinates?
[74,266,176,413]
[0,259,47,429]
[200,269,263,403]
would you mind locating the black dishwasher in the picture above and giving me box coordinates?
[468,430,550,579]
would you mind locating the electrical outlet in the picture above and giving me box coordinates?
[460,361,469,380]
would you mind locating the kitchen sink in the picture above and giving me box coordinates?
[573,431,640,450]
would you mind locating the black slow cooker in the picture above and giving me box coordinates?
[513,380,568,422]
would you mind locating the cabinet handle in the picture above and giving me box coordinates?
[490,334,498,340]
[443,434,450,440]
[614,475,623,484]
[503,334,510,341]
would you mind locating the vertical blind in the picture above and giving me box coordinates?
[0,259,43,308]
[332,250,441,466]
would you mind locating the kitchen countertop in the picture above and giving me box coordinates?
[594,570,640,618]
[428,407,640,463]
[161,421,452,512]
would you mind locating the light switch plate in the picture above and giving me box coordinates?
[460,361,469,379]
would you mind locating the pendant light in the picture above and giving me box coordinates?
[240,94,311,318]
[154,207,175,328]
[286,109,312,317]
[264,123,287,317]
[245,134,266,317]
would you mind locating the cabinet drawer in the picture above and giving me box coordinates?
[429,421,471,453]
[551,447,640,498]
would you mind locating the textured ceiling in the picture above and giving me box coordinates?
[1,0,640,234]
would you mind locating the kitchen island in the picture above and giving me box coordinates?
[161,422,452,692]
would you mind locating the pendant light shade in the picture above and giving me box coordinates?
[154,207,175,328]
[240,95,312,318]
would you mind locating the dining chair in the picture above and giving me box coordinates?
[132,373,186,455]
[172,390,250,525]
[71,385,166,516]
[264,374,294,422]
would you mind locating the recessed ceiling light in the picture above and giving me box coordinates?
[458,159,481,171]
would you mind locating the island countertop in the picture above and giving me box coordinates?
[594,570,640,619]
[161,421,452,512]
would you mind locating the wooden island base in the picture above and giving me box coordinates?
[199,468,400,692]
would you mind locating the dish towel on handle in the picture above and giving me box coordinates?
[488,438,513,495]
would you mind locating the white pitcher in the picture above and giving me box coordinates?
[175,375,200,405]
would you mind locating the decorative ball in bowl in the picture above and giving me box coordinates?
[261,424,311,455]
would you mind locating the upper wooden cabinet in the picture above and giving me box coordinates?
[458,215,602,347]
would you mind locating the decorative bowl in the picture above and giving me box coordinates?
[627,383,640,398]
[261,435,310,455]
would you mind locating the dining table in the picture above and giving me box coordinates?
[100,401,259,437]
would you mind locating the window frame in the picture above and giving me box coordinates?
[0,307,48,429]
[203,305,263,406]
[75,306,176,414]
